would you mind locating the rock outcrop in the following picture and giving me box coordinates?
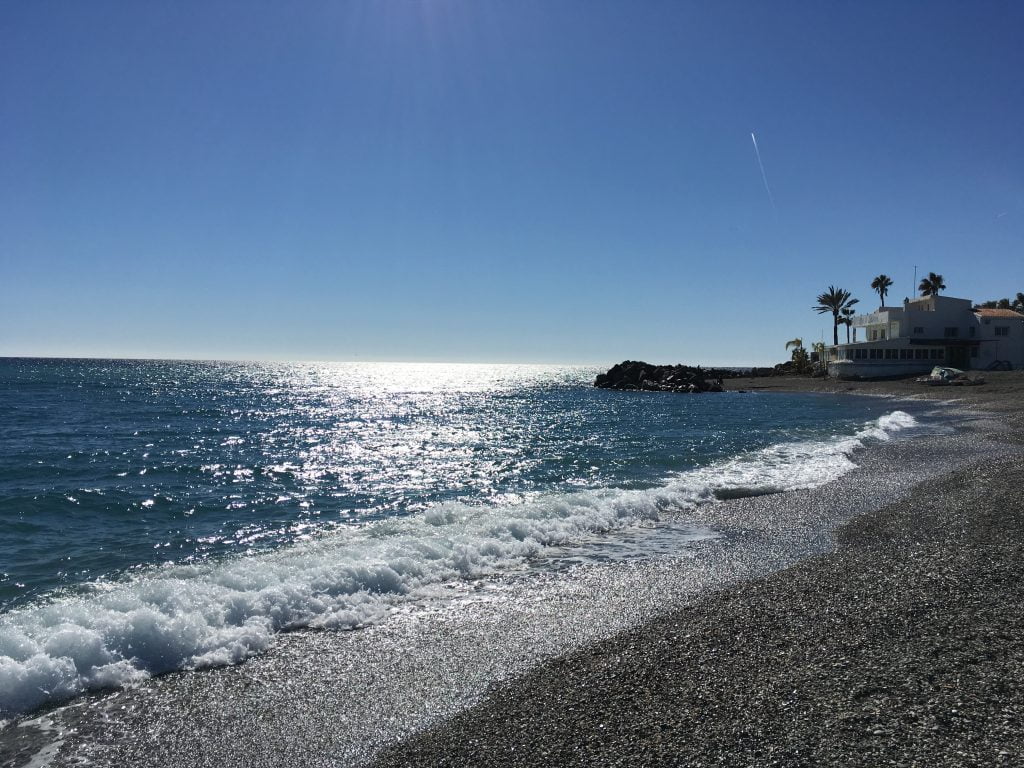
[593,361,738,393]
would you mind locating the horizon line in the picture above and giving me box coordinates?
[0,354,774,368]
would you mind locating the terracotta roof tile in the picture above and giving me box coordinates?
[974,308,1024,318]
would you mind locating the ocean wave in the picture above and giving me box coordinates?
[0,410,917,718]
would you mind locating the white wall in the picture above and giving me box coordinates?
[975,316,1024,367]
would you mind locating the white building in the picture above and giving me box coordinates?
[826,294,1024,379]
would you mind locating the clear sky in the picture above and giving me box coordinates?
[2,1,1022,365]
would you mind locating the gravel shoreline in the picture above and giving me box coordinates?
[723,370,1024,422]
[374,373,1024,767]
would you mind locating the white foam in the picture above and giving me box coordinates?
[0,410,917,718]
[693,409,917,497]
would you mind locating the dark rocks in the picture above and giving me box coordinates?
[593,359,813,393]
[750,360,810,377]
[594,361,738,393]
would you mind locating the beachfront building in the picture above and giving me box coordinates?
[826,294,1024,378]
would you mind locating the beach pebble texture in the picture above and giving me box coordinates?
[374,379,1024,767]
[375,457,1024,767]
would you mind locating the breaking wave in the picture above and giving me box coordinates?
[0,410,917,717]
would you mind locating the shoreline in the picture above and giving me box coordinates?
[722,369,1024,414]
[372,374,1024,767]
[3,379,1021,766]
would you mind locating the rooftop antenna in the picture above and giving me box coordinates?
[913,265,918,295]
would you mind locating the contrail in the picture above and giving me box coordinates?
[750,132,777,213]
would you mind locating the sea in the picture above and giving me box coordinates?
[0,358,934,734]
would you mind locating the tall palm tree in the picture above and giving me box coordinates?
[813,286,859,346]
[837,315,849,343]
[870,274,893,308]
[785,338,803,351]
[918,271,946,296]
[840,307,856,343]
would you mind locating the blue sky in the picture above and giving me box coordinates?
[2,1,1022,365]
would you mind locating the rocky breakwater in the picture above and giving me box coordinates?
[594,361,737,393]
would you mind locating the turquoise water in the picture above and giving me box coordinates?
[0,358,920,716]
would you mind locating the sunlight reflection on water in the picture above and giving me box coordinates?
[0,359,898,608]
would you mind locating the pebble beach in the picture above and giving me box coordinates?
[374,372,1024,767]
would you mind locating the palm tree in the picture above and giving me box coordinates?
[811,341,827,374]
[813,286,859,346]
[918,272,946,296]
[785,338,809,373]
[870,274,893,308]
[840,307,856,343]
[1014,292,1024,312]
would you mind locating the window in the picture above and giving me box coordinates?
[913,326,924,334]
[899,349,911,360]
[995,326,1009,336]
[855,348,868,360]
[971,346,979,358]
[938,349,944,359]
[930,349,941,359]
[869,348,882,359]
[885,348,896,359]
[969,326,976,337]
[915,349,928,359]
[943,327,959,338]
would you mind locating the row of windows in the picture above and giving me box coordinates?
[840,348,945,361]
[910,325,1010,337]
